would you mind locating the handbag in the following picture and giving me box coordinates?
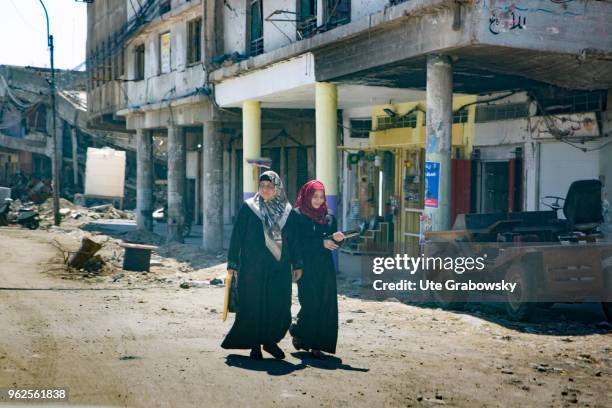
[222,272,239,321]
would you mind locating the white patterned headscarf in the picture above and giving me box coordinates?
[245,171,292,261]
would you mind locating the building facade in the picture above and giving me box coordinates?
[87,0,612,251]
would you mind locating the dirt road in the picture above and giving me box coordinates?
[0,228,610,407]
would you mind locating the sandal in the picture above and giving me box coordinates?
[250,346,263,360]
[311,349,326,360]
[263,343,285,360]
[292,335,307,351]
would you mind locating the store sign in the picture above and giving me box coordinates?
[424,161,440,208]
[160,32,171,74]
[530,112,599,139]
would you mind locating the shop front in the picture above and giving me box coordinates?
[343,96,476,256]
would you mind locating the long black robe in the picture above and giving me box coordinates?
[221,203,302,349]
[291,210,339,354]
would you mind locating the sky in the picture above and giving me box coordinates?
[0,0,87,70]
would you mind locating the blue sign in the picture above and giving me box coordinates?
[424,161,440,208]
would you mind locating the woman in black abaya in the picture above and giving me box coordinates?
[290,180,344,359]
[221,171,303,360]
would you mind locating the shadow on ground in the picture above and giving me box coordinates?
[290,352,369,372]
[225,354,307,376]
[224,352,369,375]
[336,265,611,337]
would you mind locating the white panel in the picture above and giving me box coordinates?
[473,119,529,146]
[85,147,126,198]
[538,142,600,212]
[215,53,316,107]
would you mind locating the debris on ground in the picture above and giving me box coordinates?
[209,276,225,286]
[82,255,105,273]
[179,280,209,289]
[68,237,103,269]
[38,197,135,225]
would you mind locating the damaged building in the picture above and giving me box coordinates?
[84,0,612,252]
[0,64,141,207]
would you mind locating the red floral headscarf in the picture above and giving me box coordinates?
[294,180,328,224]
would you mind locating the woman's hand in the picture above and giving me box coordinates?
[227,268,238,279]
[323,239,339,251]
[292,269,303,282]
[332,232,345,242]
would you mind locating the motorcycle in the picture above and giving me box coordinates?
[0,199,40,230]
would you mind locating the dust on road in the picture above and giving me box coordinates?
[0,228,610,407]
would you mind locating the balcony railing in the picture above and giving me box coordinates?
[297,17,318,40]
[250,37,264,57]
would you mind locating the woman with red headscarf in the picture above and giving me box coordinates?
[290,180,345,359]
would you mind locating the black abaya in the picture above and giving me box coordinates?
[291,211,339,354]
[221,203,302,349]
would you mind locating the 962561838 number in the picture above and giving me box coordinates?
[1,388,69,401]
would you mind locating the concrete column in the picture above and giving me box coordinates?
[195,149,201,225]
[223,141,231,225]
[424,54,453,233]
[136,128,153,231]
[71,127,78,187]
[202,120,224,251]
[315,82,338,216]
[242,100,261,200]
[167,125,186,243]
[230,145,236,218]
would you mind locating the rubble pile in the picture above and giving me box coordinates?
[37,198,135,223]
[6,173,52,204]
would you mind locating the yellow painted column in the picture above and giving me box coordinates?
[242,100,261,199]
[315,82,338,215]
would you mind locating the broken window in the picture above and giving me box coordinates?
[376,114,417,130]
[536,90,607,115]
[453,107,469,124]
[249,0,264,56]
[187,18,202,64]
[297,0,317,39]
[323,0,350,31]
[27,104,47,133]
[475,103,529,123]
[350,118,372,138]
[120,47,125,78]
[160,32,172,74]
[159,0,171,16]
[134,44,145,81]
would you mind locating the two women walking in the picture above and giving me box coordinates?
[221,172,343,360]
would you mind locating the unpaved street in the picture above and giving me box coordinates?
[0,227,610,407]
